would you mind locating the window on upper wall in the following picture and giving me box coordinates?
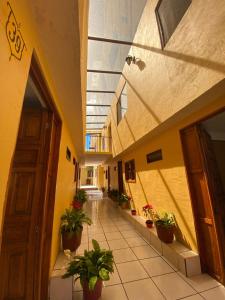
[155,0,192,48]
[125,159,136,182]
[117,83,128,124]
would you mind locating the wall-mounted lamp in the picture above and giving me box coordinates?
[125,55,137,66]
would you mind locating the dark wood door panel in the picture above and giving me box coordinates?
[181,125,224,281]
[0,107,49,300]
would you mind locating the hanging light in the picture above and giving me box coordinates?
[125,55,137,66]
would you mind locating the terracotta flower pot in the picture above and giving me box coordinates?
[72,200,83,210]
[155,223,174,243]
[121,202,130,209]
[62,228,83,252]
[83,279,102,300]
[146,220,153,228]
[131,209,137,216]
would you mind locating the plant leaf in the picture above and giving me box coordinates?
[99,268,109,281]
[89,276,98,290]
[92,239,100,251]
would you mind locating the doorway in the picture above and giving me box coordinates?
[0,55,62,300]
[118,161,124,194]
[181,109,225,284]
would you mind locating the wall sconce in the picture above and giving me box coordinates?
[125,55,137,66]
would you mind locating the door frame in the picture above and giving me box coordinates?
[0,52,62,299]
[30,53,62,299]
[180,105,225,283]
[118,160,124,194]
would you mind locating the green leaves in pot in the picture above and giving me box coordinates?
[60,208,92,235]
[62,239,114,290]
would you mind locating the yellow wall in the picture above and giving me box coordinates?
[113,96,225,252]
[0,0,84,272]
[101,0,225,252]
[97,166,104,189]
[106,0,225,157]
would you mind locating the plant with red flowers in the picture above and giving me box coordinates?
[142,204,154,228]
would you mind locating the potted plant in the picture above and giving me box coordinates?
[108,189,119,201]
[72,189,87,209]
[61,208,92,252]
[118,193,131,209]
[154,212,175,243]
[142,204,154,228]
[62,239,114,300]
[129,197,137,215]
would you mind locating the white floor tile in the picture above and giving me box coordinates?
[178,273,221,292]
[121,230,140,238]
[140,257,175,277]
[132,245,159,259]
[200,286,225,299]
[88,233,106,242]
[124,278,164,300]
[108,239,129,250]
[101,284,127,300]
[182,295,204,300]
[152,273,196,300]
[116,261,148,283]
[126,236,148,247]
[105,231,123,240]
[113,248,137,263]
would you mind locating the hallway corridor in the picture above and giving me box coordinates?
[71,192,225,300]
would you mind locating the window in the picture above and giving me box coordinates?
[125,159,136,182]
[117,83,128,124]
[155,0,191,48]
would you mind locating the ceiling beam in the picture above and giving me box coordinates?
[86,104,111,107]
[86,115,108,117]
[88,36,133,46]
[86,128,103,131]
[87,69,122,75]
[86,122,105,124]
[86,90,115,94]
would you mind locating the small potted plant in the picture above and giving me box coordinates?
[129,197,137,215]
[154,212,175,243]
[72,189,87,209]
[61,208,92,252]
[118,193,131,209]
[62,239,114,300]
[142,204,154,228]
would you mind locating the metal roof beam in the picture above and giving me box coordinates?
[88,36,133,46]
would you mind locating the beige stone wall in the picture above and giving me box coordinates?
[106,0,225,157]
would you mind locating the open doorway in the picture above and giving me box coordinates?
[0,56,62,300]
[181,109,225,284]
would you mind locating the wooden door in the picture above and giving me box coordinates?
[0,107,50,300]
[181,125,224,281]
[118,161,124,194]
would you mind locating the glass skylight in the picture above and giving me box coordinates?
[86,0,147,131]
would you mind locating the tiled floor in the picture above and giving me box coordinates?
[70,192,225,300]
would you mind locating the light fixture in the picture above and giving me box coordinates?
[125,55,137,66]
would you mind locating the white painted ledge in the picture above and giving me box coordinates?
[114,202,201,277]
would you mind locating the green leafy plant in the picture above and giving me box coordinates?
[62,239,114,290]
[118,193,130,207]
[60,208,92,235]
[74,189,88,204]
[154,211,175,227]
